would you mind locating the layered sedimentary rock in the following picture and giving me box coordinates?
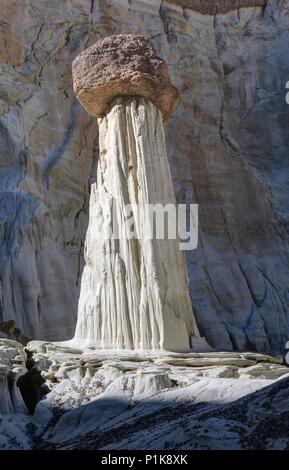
[1,0,289,354]
[0,0,96,341]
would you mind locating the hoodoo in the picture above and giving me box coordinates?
[72,34,206,351]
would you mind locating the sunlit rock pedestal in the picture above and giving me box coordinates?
[72,35,207,352]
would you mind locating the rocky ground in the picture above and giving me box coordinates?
[1,338,289,450]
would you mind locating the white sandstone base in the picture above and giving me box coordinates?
[74,97,208,352]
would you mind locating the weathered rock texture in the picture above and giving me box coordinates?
[0,339,27,415]
[74,96,203,350]
[0,0,97,341]
[72,34,180,120]
[5,340,289,450]
[1,0,289,354]
[166,0,266,14]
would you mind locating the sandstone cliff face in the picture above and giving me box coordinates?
[1,0,289,354]
[0,0,97,340]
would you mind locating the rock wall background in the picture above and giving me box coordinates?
[1,0,289,354]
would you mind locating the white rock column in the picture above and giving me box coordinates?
[72,35,208,352]
[74,97,205,351]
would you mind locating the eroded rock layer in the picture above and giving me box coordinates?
[74,97,202,351]
[1,338,289,449]
[0,339,27,415]
[4,339,289,450]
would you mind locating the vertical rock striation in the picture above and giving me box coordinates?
[72,35,205,351]
[0,0,97,341]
